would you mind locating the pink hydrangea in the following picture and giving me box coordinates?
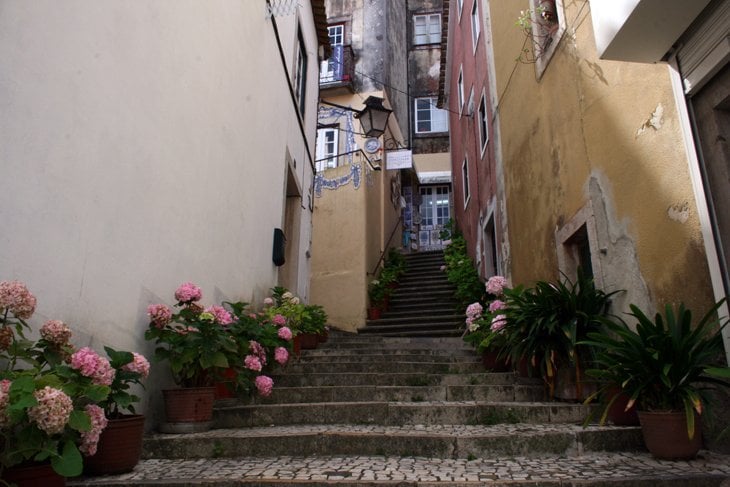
[272,314,287,326]
[263,297,274,306]
[255,375,274,397]
[490,314,507,332]
[0,380,11,427]
[244,355,262,372]
[175,325,199,335]
[28,386,73,435]
[205,305,233,326]
[174,282,202,304]
[486,276,508,296]
[249,340,266,363]
[70,347,116,386]
[465,302,483,319]
[40,320,72,346]
[277,326,293,341]
[121,352,151,379]
[79,404,107,456]
[0,280,37,320]
[274,347,289,365]
[147,304,172,328]
[489,300,506,312]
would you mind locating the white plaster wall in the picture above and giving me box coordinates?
[0,0,318,395]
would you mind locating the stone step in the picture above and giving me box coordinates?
[297,347,477,358]
[141,424,644,460]
[387,289,456,303]
[383,300,460,313]
[68,451,730,486]
[391,283,456,295]
[235,383,544,404]
[359,322,464,336]
[268,372,529,388]
[212,401,592,428]
[293,352,480,364]
[367,314,465,326]
[279,360,483,375]
[314,336,468,349]
[359,328,464,338]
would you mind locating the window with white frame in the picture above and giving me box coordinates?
[320,25,344,82]
[471,0,480,51]
[462,157,470,207]
[457,67,465,115]
[478,92,488,153]
[415,97,449,134]
[457,0,464,19]
[413,14,441,45]
[294,28,308,116]
[315,128,339,172]
[467,87,474,117]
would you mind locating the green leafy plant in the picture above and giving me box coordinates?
[368,279,387,307]
[583,300,730,439]
[442,226,485,311]
[98,347,149,418]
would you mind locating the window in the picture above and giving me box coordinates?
[457,0,464,19]
[461,157,470,207]
[457,67,465,115]
[483,216,499,278]
[414,97,449,134]
[471,0,481,51]
[294,28,308,116]
[524,0,566,79]
[413,14,441,45]
[478,92,488,154]
[315,128,339,172]
[320,25,344,82]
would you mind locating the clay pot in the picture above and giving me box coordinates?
[2,462,65,487]
[162,387,215,423]
[638,410,703,460]
[84,414,145,475]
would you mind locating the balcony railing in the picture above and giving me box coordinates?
[319,45,355,86]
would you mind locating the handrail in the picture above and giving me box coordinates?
[369,215,404,276]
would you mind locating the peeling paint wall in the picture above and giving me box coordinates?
[487,0,714,315]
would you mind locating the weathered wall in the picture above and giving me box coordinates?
[0,0,320,424]
[385,1,410,146]
[488,0,714,315]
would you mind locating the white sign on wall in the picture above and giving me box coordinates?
[386,149,413,170]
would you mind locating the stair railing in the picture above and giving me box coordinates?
[369,215,404,276]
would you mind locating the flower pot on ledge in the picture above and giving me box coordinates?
[84,414,146,475]
[367,307,382,320]
[2,462,65,487]
[162,386,215,424]
[299,333,319,350]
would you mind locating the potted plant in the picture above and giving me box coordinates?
[83,347,150,475]
[463,294,511,372]
[584,301,730,459]
[145,282,238,428]
[367,279,386,320]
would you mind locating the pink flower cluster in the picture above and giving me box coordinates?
[79,404,107,456]
[147,304,172,328]
[249,340,267,365]
[255,375,274,396]
[70,347,115,386]
[40,320,72,346]
[122,352,151,379]
[490,314,507,332]
[244,355,262,372]
[489,300,506,313]
[272,314,287,326]
[277,326,292,341]
[205,305,233,326]
[174,282,202,304]
[486,276,508,296]
[0,280,37,320]
[175,325,199,335]
[274,347,289,365]
[465,302,483,329]
[28,386,73,435]
[0,380,11,427]
[263,297,274,306]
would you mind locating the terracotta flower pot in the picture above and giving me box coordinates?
[317,330,329,343]
[2,462,65,487]
[84,414,145,475]
[214,368,237,399]
[367,307,382,320]
[638,410,703,460]
[162,386,215,423]
[299,333,319,350]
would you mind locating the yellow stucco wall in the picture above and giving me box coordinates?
[490,0,713,314]
[414,152,452,173]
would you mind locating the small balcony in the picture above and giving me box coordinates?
[319,45,355,94]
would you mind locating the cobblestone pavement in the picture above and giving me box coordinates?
[70,451,730,485]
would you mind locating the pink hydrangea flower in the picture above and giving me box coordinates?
[0,380,11,427]
[147,304,172,328]
[0,280,37,319]
[486,276,508,296]
[28,386,73,435]
[244,355,262,372]
[277,326,293,341]
[489,300,506,312]
[40,320,72,346]
[490,314,507,332]
[263,297,274,306]
[255,375,274,397]
[466,302,483,319]
[175,326,199,335]
[249,340,266,362]
[70,347,116,386]
[272,314,287,326]
[205,305,233,325]
[79,404,107,456]
[174,282,202,304]
[121,352,151,379]
[274,347,289,365]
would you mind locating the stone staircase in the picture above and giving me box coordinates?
[360,251,465,337]
[70,332,730,486]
